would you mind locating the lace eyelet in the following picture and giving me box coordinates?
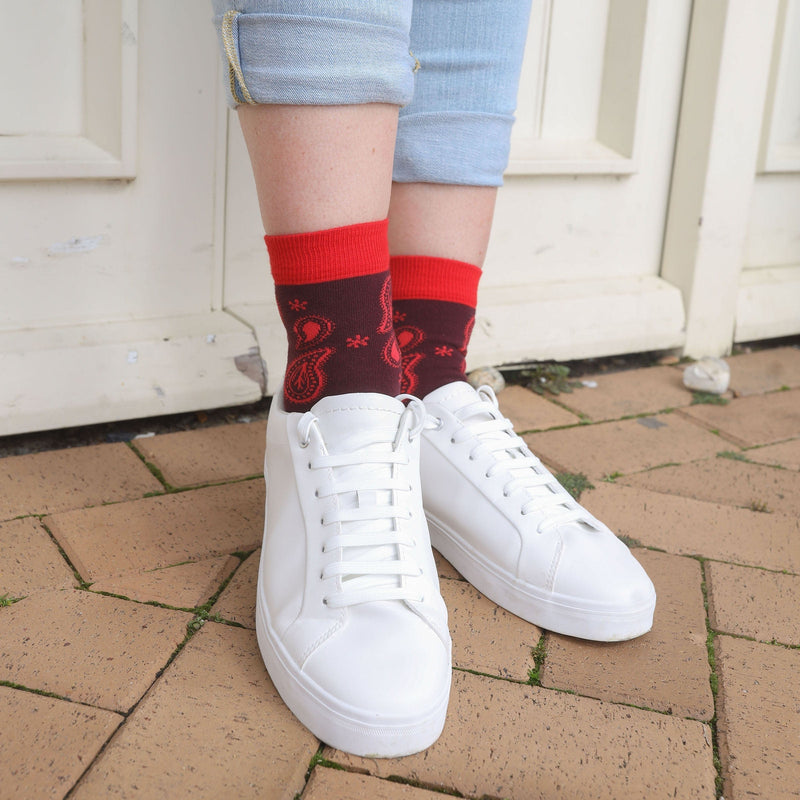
[307,462,312,470]
[449,437,456,445]
[299,439,309,449]
[322,597,329,606]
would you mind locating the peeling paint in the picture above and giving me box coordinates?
[127,350,138,364]
[206,333,216,344]
[48,235,104,256]
[154,386,165,398]
[234,347,267,395]
[10,257,29,267]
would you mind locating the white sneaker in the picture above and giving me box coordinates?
[421,381,656,642]
[257,391,451,757]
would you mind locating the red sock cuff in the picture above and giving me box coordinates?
[266,219,389,286]
[390,256,481,308]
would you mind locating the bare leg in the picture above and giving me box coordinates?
[387,183,497,267]
[238,103,399,235]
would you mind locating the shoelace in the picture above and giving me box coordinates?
[444,386,598,534]
[297,397,428,609]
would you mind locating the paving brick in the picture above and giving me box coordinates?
[497,385,580,431]
[90,555,239,610]
[715,635,800,800]
[745,438,800,471]
[679,389,800,447]
[0,589,191,712]
[621,455,800,516]
[302,767,446,800]
[727,346,800,396]
[0,443,162,522]
[212,550,259,628]
[0,517,75,596]
[524,413,722,479]
[72,623,318,800]
[582,482,800,573]
[441,578,540,681]
[133,421,266,488]
[707,561,800,645]
[0,686,122,800]
[328,670,716,800]
[46,479,264,582]
[560,366,693,421]
[541,550,713,720]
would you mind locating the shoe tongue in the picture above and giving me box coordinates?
[311,393,407,593]
[424,380,481,411]
[311,393,405,451]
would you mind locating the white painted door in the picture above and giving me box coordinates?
[0,0,262,435]
[661,0,800,356]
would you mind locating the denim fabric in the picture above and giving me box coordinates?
[396,0,532,186]
[211,1,415,106]
[211,0,531,185]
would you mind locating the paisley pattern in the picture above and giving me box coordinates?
[462,315,475,354]
[382,335,402,369]
[400,352,424,396]
[284,348,335,406]
[377,275,393,334]
[395,325,426,395]
[391,299,475,398]
[293,315,334,349]
[395,325,425,352]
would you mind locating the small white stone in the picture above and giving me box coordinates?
[682,357,730,394]
[581,380,598,389]
[467,366,506,393]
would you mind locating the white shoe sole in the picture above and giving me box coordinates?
[427,513,655,642]
[255,587,450,757]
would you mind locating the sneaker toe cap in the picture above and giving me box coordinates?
[552,525,656,611]
[302,602,451,720]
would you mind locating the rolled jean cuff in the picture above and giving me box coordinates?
[393,112,515,187]
[212,8,415,107]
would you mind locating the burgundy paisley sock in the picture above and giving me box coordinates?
[390,256,481,398]
[266,220,401,412]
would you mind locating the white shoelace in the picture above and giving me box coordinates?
[444,386,597,534]
[297,397,428,609]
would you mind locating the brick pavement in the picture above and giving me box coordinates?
[1,346,799,799]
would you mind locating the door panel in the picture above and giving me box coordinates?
[0,1,260,435]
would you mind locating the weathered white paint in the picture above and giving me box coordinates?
[660,0,781,357]
[735,265,800,342]
[0,313,262,436]
[0,0,138,180]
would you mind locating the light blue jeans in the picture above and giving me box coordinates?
[211,0,532,186]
